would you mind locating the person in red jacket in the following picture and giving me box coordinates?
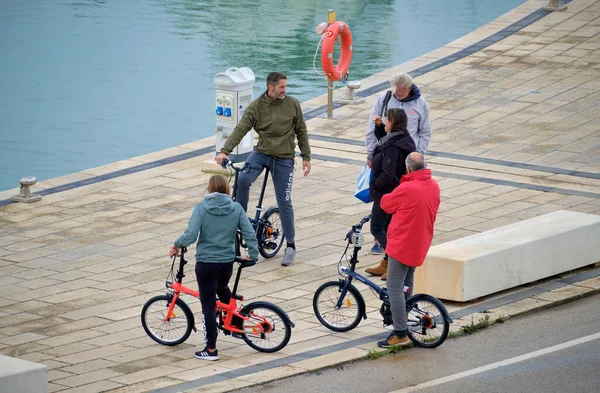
[376,152,440,348]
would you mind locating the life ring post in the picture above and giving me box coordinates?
[327,9,336,23]
[327,79,333,118]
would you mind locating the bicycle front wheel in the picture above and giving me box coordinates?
[141,295,193,346]
[406,294,449,348]
[259,208,284,259]
[241,302,292,353]
[313,281,364,332]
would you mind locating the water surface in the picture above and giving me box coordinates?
[0,0,525,191]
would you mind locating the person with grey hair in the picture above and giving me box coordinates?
[365,73,430,159]
[364,72,431,256]
[376,152,440,348]
[405,150,427,172]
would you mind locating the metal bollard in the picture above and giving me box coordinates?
[11,176,42,203]
[543,0,567,11]
[338,80,366,105]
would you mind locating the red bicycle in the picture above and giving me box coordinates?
[141,247,294,353]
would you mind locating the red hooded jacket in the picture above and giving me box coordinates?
[380,169,440,267]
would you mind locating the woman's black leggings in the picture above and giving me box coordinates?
[371,196,391,249]
[195,262,234,349]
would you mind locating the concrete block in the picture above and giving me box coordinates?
[0,354,47,393]
[415,210,600,301]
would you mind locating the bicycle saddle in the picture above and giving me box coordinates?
[234,256,257,268]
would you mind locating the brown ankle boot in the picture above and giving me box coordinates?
[366,259,388,276]
[381,273,387,281]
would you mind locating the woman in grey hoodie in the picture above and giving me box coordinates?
[169,175,258,361]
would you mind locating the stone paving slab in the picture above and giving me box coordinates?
[2,0,600,392]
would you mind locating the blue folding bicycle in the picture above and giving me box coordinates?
[312,215,453,348]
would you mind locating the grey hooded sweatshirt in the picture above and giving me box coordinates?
[365,84,431,159]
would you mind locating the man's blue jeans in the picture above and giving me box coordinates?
[235,151,295,243]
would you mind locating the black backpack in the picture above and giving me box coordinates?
[374,90,392,141]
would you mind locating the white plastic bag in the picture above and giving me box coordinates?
[354,164,372,203]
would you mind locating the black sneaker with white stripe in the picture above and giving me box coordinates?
[194,347,219,361]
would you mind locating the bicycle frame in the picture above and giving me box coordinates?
[164,250,269,335]
[337,243,389,308]
[229,161,270,227]
[224,159,283,258]
[333,216,414,314]
[333,215,382,306]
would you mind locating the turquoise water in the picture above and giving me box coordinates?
[0,0,525,192]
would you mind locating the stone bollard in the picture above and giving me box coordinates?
[338,80,366,105]
[11,176,42,203]
[543,0,567,11]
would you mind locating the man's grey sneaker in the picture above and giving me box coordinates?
[195,348,218,361]
[281,247,296,266]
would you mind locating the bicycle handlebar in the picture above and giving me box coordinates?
[354,215,371,229]
[346,215,371,241]
[221,158,248,172]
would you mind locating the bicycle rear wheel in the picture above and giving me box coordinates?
[259,208,284,259]
[313,281,364,332]
[406,294,449,348]
[241,302,291,353]
[141,295,193,346]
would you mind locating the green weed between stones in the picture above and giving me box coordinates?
[367,349,385,360]
[462,315,490,334]
[368,314,507,359]
[449,315,493,339]
[367,344,406,360]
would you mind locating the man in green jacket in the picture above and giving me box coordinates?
[215,72,311,267]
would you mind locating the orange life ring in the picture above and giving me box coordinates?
[321,21,352,81]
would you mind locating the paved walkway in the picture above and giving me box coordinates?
[1,0,600,392]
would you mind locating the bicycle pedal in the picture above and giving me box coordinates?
[264,242,278,250]
[232,332,245,339]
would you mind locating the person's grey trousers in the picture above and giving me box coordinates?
[387,256,415,333]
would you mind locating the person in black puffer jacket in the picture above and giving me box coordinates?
[367,108,416,280]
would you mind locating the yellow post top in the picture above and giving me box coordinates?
[327,9,336,24]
